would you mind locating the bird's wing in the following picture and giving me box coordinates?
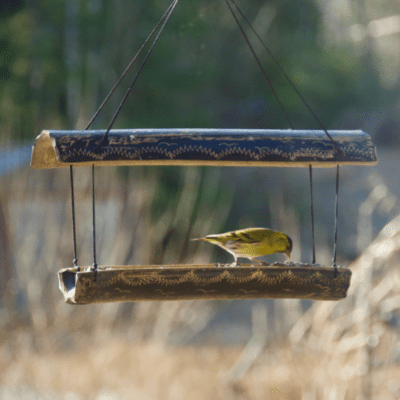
[233,228,271,243]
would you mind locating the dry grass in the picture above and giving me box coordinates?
[1,165,400,399]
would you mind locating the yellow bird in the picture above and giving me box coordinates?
[192,227,292,266]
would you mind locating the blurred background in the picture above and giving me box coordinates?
[1,0,400,398]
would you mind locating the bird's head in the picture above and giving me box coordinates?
[285,235,293,259]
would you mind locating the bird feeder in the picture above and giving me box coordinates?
[31,128,377,304]
[30,0,379,304]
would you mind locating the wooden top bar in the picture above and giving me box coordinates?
[31,129,377,169]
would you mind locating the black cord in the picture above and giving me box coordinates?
[96,0,179,150]
[69,166,79,270]
[85,0,179,279]
[223,0,293,129]
[309,165,316,264]
[92,164,98,280]
[332,165,340,277]
[228,0,343,155]
[85,0,178,131]
[226,0,344,271]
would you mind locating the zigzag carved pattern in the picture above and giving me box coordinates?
[52,130,377,164]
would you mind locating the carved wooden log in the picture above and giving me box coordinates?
[58,264,352,304]
[32,129,377,169]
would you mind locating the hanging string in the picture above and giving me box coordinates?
[224,0,345,266]
[332,165,340,277]
[224,0,324,262]
[96,0,179,149]
[222,0,293,129]
[68,3,178,271]
[91,164,97,279]
[83,0,179,277]
[85,0,178,131]
[309,165,316,264]
[69,166,79,269]
[227,0,343,155]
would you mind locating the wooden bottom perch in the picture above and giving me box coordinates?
[58,263,352,304]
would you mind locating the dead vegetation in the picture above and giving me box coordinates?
[1,165,399,399]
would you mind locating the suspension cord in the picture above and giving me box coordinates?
[224,0,323,263]
[85,0,178,131]
[68,5,176,272]
[84,0,179,277]
[332,165,340,277]
[97,0,179,149]
[222,0,293,129]
[309,165,316,264]
[227,0,343,155]
[69,166,79,269]
[92,164,98,279]
[224,0,343,267]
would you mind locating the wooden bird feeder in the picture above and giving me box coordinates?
[31,128,377,304]
[30,0,379,304]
